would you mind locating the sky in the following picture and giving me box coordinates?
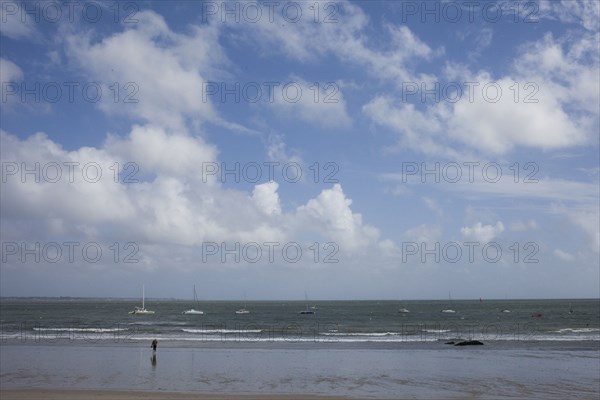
[0,0,598,300]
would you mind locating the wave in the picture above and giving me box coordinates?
[181,328,263,334]
[32,327,128,333]
[3,332,599,343]
[550,328,600,334]
[321,332,401,337]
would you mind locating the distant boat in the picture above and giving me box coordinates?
[299,291,315,314]
[441,292,456,313]
[569,303,574,314]
[500,309,511,313]
[182,285,204,315]
[235,292,250,315]
[398,307,410,313]
[129,284,155,315]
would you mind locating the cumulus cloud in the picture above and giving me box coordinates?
[363,31,598,156]
[461,221,505,243]
[296,184,381,251]
[104,124,218,183]
[1,130,390,268]
[63,10,225,130]
[252,181,281,216]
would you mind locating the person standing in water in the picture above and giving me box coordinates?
[151,338,158,352]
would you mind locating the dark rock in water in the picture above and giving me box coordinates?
[454,340,483,346]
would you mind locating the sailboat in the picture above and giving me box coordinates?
[569,302,574,314]
[299,291,315,314]
[129,284,155,314]
[235,292,250,314]
[441,292,456,313]
[182,285,204,315]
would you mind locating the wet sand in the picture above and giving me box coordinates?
[0,389,348,400]
[1,342,598,399]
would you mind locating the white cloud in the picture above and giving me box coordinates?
[510,220,538,231]
[461,221,505,243]
[266,133,302,165]
[1,130,391,268]
[252,181,281,216]
[233,1,439,84]
[403,224,441,244]
[423,196,443,218]
[539,0,600,31]
[104,124,218,183]
[568,209,600,253]
[268,76,351,129]
[0,58,24,107]
[64,10,225,131]
[0,58,23,83]
[296,184,381,251]
[364,32,598,156]
[363,98,461,158]
[554,249,576,261]
[0,2,39,40]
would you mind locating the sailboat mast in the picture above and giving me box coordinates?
[305,291,309,311]
[142,284,145,309]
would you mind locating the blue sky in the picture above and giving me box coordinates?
[1,0,598,299]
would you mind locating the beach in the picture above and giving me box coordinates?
[0,389,347,400]
[1,341,599,399]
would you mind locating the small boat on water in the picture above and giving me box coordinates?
[235,292,250,314]
[129,284,155,315]
[441,292,456,313]
[183,285,204,315]
[299,291,315,314]
[398,308,410,313]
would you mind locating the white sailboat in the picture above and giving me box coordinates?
[299,291,315,314]
[441,292,456,313]
[129,284,155,315]
[235,292,250,314]
[183,285,204,315]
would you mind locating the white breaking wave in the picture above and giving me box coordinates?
[181,328,262,334]
[550,328,600,333]
[32,327,128,333]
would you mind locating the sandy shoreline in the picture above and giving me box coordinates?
[2,343,598,399]
[0,390,349,400]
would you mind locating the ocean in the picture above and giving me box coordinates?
[2,298,599,398]
[1,298,598,344]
